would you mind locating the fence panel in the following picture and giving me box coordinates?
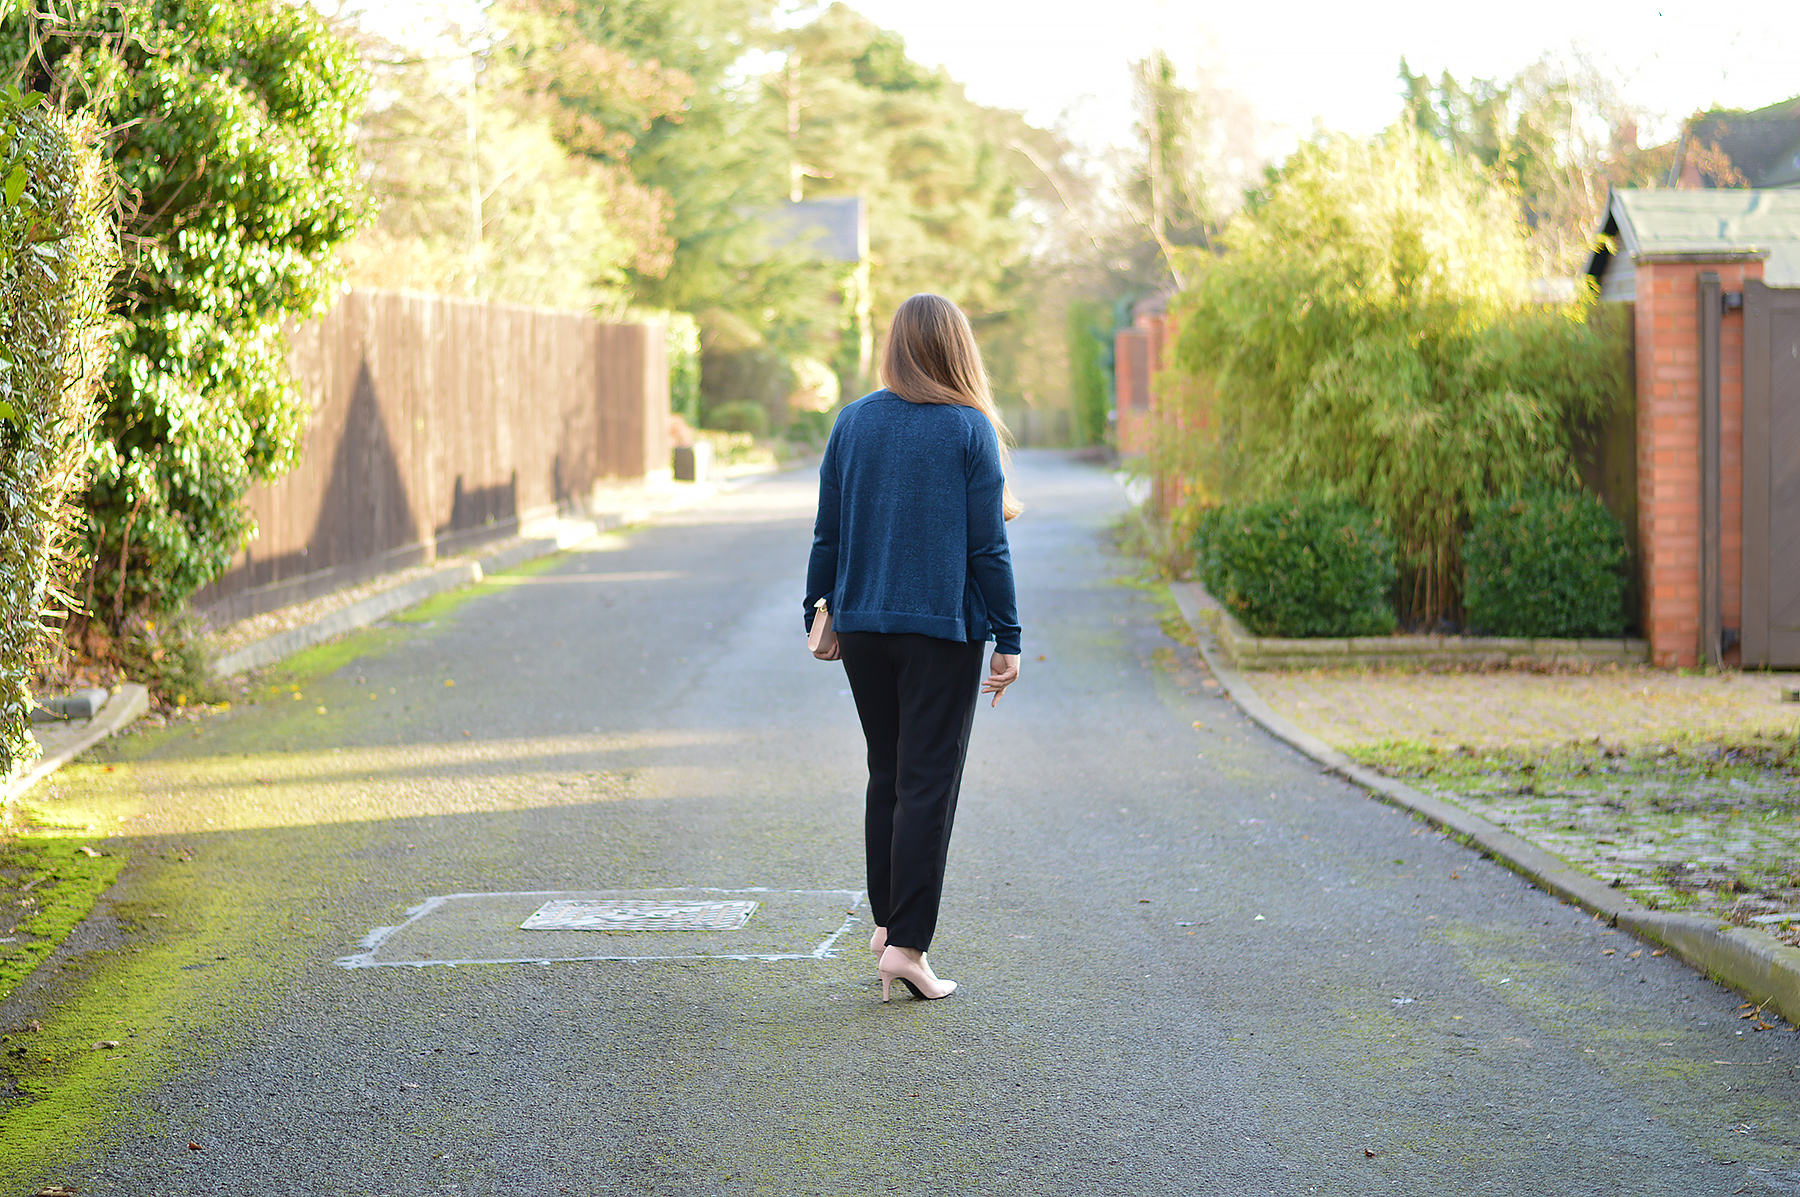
[191,289,668,625]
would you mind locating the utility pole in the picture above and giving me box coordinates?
[466,55,482,295]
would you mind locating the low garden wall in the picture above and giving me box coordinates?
[1177,583,1648,670]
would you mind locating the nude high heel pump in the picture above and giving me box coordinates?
[878,945,956,1002]
[870,926,887,956]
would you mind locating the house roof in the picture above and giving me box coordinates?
[1678,96,1800,188]
[1584,189,1800,288]
[759,197,868,263]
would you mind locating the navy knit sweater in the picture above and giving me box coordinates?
[805,390,1021,655]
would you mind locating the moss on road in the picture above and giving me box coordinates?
[0,549,572,1189]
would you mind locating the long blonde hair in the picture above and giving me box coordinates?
[880,293,1022,520]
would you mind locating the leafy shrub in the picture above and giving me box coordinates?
[784,408,832,447]
[695,429,761,466]
[1462,489,1627,638]
[1166,126,1620,625]
[1064,298,1111,447]
[1193,495,1397,638]
[0,90,115,776]
[115,610,222,709]
[5,0,367,622]
[705,400,768,437]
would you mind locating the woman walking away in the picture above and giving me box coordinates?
[804,292,1022,1004]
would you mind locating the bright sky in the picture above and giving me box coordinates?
[349,0,1798,161]
[838,0,1798,157]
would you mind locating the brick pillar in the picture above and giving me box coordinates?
[1114,328,1151,455]
[1633,258,1763,667]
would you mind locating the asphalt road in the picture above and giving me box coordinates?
[7,451,1800,1196]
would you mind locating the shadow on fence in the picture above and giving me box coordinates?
[191,289,669,627]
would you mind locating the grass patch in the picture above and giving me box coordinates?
[0,836,125,1005]
[1351,734,1800,927]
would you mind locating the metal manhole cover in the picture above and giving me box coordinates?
[521,898,758,933]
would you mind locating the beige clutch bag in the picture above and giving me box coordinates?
[808,597,838,659]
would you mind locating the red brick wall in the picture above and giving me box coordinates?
[1114,328,1151,454]
[1633,259,1762,666]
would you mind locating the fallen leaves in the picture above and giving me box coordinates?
[90,1040,120,1050]
[187,1141,202,1152]
[1737,1000,1781,1031]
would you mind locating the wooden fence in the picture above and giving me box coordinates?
[191,288,669,625]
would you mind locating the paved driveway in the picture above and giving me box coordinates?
[6,452,1798,1195]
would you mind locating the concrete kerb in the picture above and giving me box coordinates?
[1167,579,1800,1028]
[2,683,151,807]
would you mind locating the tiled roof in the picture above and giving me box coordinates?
[1682,97,1800,188]
[1585,189,1800,288]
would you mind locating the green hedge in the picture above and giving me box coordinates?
[6,0,367,623]
[1462,489,1627,638]
[1193,495,1397,637]
[0,92,116,776]
[705,400,768,437]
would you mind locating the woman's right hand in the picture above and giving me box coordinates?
[983,652,1019,706]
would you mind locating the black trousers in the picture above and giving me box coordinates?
[838,631,986,952]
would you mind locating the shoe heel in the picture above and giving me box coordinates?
[880,974,893,1003]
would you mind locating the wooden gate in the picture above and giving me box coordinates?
[1742,281,1800,667]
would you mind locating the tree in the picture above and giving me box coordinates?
[0,86,113,774]
[1168,126,1619,623]
[2,0,367,623]
[342,0,682,312]
[556,0,814,339]
[770,5,1064,406]
[783,9,1034,316]
[1400,56,1672,274]
[1120,50,1265,289]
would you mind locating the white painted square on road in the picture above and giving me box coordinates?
[337,887,863,968]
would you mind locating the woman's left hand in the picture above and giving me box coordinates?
[983,652,1019,706]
